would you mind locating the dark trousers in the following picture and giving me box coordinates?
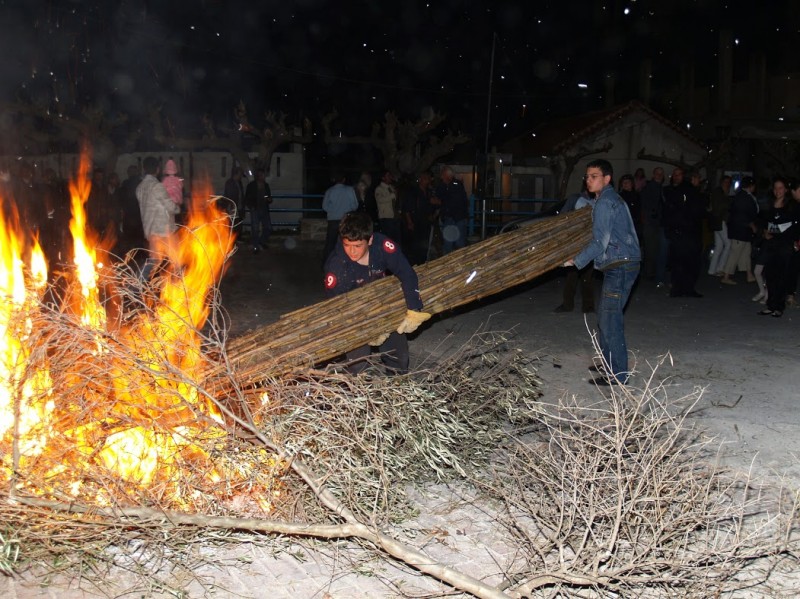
[669,236,702,296]
[642,223,661,279]
[250,205,272,248]
[786,250,800,296]
[345,332,409,374]
[563,265,595,311]
[405,224,431,265]
[765,247,792,312]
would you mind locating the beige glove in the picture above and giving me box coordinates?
[396,309,432,335]
[368,332,391,346]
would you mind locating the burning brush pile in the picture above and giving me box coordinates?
[0,156,545,593]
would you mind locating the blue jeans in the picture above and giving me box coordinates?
[251,206,272,247]
[597,262,639,383]
[441,217,467,254]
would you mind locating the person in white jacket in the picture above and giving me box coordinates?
[136,156,180,281]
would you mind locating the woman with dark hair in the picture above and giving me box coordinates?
[618,174,642,242]
[785,179,800,306]
[756,177,798,317]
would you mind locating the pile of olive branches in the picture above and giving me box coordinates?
[477,351,799,598]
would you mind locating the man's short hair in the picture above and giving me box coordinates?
[586,158,613,178]
[741,176,755,188]
[339,211,373,241]
[142,156,160,174]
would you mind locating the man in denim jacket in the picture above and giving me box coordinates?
[564,159,641,385]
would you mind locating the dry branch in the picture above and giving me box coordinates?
[10,494,508,599]
[219,208,591,388]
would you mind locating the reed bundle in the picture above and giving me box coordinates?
[221,208,592,386]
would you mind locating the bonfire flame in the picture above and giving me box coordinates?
[0,155,249,508]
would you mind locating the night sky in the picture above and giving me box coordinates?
[1,0,797,148]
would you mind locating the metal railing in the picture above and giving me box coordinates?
[239,193,563,238]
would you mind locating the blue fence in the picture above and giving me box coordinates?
[245,194,563,239]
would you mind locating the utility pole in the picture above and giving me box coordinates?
[481,32,497,240]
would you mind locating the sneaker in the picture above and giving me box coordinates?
[590,375,625,387]
[721,278,737,285]
[772,310,783,318]
[757,309,774,316]
[752,291,765,302]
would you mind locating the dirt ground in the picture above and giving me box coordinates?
[4,232,798,598]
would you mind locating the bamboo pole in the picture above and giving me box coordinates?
[215,209,592,387]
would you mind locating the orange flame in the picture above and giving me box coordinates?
[0,196,54,454]
[68,151,106,330]
[0,152,245,506]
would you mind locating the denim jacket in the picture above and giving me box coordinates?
[574,184,641,271]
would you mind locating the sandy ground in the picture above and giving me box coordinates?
[4,234,799,598]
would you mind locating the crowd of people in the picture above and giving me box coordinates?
[0,157,190,294]
[561,165,800,319]
[320,165,469,266]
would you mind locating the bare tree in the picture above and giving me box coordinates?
[322,108,469,180]
[0,99,133,173]
[151,100,312,174]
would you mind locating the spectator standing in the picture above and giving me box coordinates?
[244,168,272,254]
[136,156,180,281]
[87,167,115,236]
[401,171,436,265]
[618,174,642,242]
[721,176,759,285]
[755,177,798,317]
[435,166,469,254]
[118,164,145,253]
[223,166,245,237]
[162,159,184,208]
[786,179,800,305]
[633,167,647,192]
[564,159,640,386]
[639,167,666,284]
[707,175,732,276]
[375,170,401,243]
[662,167,707,297]
[322,172,359,262]
[355,171,374,217]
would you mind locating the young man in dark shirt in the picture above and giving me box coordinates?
[324,211,430,374]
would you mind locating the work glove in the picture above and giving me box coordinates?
[368,332,391,346]
[396,309,432,335]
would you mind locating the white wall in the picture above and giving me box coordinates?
[561,112,707,194]
[114,151,305,229]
